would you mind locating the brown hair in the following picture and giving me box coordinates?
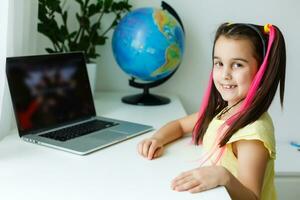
[194,23,286,146]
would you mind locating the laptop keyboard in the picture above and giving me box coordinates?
[40,120,119,142]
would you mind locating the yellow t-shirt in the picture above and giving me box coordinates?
[202,112,276,200]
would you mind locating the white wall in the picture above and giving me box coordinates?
[0,0,10,141]
[32,0,300,142]
[10,0,38,56]
[6,0,39,131]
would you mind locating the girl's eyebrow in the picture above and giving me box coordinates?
[213,56,249,63]
[232,58,249,63]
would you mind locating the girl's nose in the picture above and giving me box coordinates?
[222,66,232,80]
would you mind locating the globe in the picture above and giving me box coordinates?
[112,2,185,105]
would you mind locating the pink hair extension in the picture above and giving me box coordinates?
[192,72,213,144]
[195,25,276,166]
[197,123,228,166]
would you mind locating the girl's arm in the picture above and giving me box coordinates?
[223,140,269,200]
[171,140,269,200]
[138,113,198,159]
[151,112,198,145]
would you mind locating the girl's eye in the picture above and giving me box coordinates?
[233,63,243,68]
[214,61,223,67]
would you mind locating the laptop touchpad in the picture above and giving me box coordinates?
[88,130,126,144]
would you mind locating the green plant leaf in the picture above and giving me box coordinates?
[87,46,100,60]
[76,14,90,30]
[104,0,113,13]
[96,36,107,45]
[69,41,79,51]
[46,0,62,14]
[111,17,119,27]
[91,22,100,32]
[38,18,61,45]
[68,31,77,39]
[96,0,103,10]
[60,25,68,41]
[78,35,90,51]
[62,11,68,24]
[38,0,132,61]
[88,4,99,17]
[38,3,48,21]
[111,2,122,11]
[45,48,56,53]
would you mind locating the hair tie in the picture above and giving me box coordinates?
[264,24,272,34]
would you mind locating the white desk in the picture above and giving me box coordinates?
[275,140,300,199]
[0,92,230,200]
[276,141,300,177]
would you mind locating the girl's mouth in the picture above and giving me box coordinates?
[221,84,237,89]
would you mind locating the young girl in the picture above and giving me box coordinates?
[138,23,286,200]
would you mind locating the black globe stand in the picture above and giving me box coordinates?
[121,70,176,106]
[122,87,170,106]
[121,1,185,106]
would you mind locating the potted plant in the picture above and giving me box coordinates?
[37,0,132,92]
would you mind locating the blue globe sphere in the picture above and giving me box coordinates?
[112,7,185,82]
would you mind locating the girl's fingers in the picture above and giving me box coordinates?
[137,139,163,159]
[188,184,207,193]
[171,175,193,189]
[148,141,159,159]
[172,171,192,184]
[172,176,195,190]
[173,179,199,192]
[142,140,152,157]
[138,140,147,156]
[137,141,144,155]
[153,146,163,158]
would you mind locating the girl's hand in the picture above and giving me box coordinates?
[171,166,227,193]
[137,138,164,160]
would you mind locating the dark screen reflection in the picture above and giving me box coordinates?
[6,53,95,134]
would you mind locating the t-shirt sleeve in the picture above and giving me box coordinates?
[227,113,276,159]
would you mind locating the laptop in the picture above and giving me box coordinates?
[6,52,153,155]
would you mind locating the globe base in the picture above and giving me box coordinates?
[122,93,170,106]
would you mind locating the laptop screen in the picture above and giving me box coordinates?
[6,52,96,135]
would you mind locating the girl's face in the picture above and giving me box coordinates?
[213,36,259,106]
